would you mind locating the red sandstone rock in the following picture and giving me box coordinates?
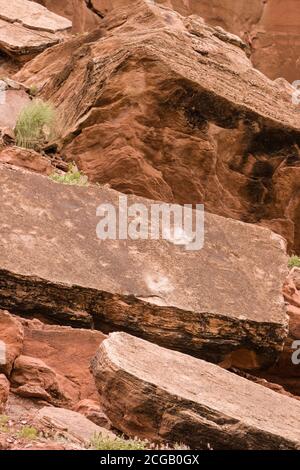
[10,355,77,406]
[0,149,54,175]
[0,310,24,376]
[92,332,300,450]
[20,318,106,403]
[74,399,111,428]
[0,165,289,369]
[0,0,72,63]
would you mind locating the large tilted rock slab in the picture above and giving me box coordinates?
[92,332,300,450]
[0,165,288,368]
[0,0,71,60]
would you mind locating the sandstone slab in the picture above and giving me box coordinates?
[0,0,71,61]
[35,406,115,445]
[92,332,300,450]
[0,165,288,368]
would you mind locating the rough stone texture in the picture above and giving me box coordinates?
[34,0,101,33]
[0,164,288,369]
[10,355,79,405]
[0,0,71,61]
[21,318,106,402]
[74,399,111,428]
[0,148,54,175]
[0,374,9,412]
[0,310,24,376]
[15,0,300,252]
[250,0,300,82]
[35,406,115,444]
[156,0,300,82]
[92,332,300,450]
[253,272,300,396]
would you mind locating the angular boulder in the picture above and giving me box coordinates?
[10,355,77,405]
[0,164,288,369]
[35,407,115,445]
[92,332,300,450]
[21,318,106,402]
[0,0,71,61]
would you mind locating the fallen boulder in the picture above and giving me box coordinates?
[35,406,115,445]
[0,165,288,369]
[20,317,106,403]
[0,0,71,62]
[10,355,77,406]
[92,332,300,450]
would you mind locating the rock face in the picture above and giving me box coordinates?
[0,164,288,369]
[0,0,71,63]
[15,0,300,252]
[92,332,300,450]
[36,0,300,81]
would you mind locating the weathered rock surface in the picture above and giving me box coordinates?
[21,318,106,403]
[35,406,115,445]
[34,0,101,33]
[92,332,300,450]
[36,0,300,81]
[0,164,288,368]
[10,355,78,405]
[0,147,55,175]
[15,0,300,252]
[74,399,111,428]
[156,0,300,82]
[0,374,9,412]
[252,271,300,396]
[0,310,24,376]
[0,0,71,62]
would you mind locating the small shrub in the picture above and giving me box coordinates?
[29,84,38,97]
[49,163,88,186]
[0,415,9,433]
[90,434,147,451]
[15,99,57,150]
[18,426,38,440]
[288,255,300,269]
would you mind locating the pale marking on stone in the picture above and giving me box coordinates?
[145,273,174,294]
[0,340,6,365]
